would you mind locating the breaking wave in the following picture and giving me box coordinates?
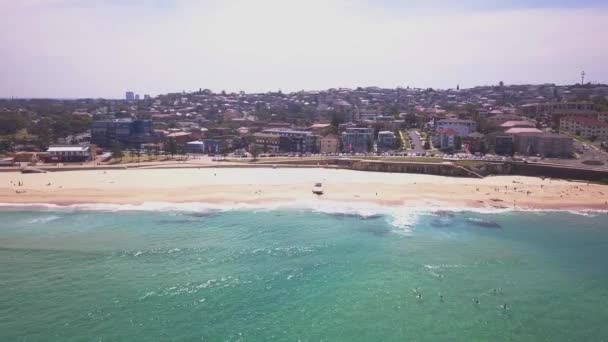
[0,201,605,234]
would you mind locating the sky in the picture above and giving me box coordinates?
[1,0,607,98]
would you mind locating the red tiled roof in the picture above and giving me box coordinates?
[561,116,608,128]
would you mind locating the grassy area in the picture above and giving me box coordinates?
[453,160,485,168]
[361,156,444,163]
[108,154,186,164]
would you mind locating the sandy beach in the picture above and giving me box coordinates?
[1,167,608,211]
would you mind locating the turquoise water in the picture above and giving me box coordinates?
[1,208,607,341]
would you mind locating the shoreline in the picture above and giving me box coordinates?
[2,167,608,212]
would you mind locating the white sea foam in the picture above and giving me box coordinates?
[26,215,62,224]
[1,201,605,233]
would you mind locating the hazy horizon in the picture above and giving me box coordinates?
[1,0,607,98]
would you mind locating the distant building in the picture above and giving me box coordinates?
[144,94,151,100]
[125,91,135,101]
[309,123,333,136]
[252,133,282,153]
[486,114,528,126]
[186,139,223,154]
[166,131,193,146]
[462,132,486,154]
[135,94,140,100]
[91,119,154,147]
[504,127,543,135]
[513,133,573,158]
[500,120,536,131]
[45,145,91,163]
[560,116,608,141]
[377,131,396,151]
[262,128,319,153]
[521,102,597,117]
[494,135,514,155]
[319,134,340,154]
[435,119,476,137]
[341,127,373,153]
[435,128,459,151]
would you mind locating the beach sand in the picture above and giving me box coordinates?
[1,167,608,211]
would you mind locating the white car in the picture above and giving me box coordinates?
[312,183,324,195]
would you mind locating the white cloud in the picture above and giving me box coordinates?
[1,0,607,98]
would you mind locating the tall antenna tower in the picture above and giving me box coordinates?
[581,71,586,85]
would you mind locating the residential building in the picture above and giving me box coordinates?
[309,123,333,136]
[521,102,596,117]
[319,134,340,154]
[560,116,608,140]
[486,114,528,126]
[513,133,573,158]
[377,131,396,151]
[341,127,373,153]
[185,141,205,154]
[166,131,193,146]
[462,132,486,154]
[201,139,223,154]
[45,145,91,162]
[494,135,514,155]
[435,128,458,151]
[500,120,536,131]
[504,127,543,135]
[91,119,154,148]
[252,133,282,153]
[262,128,319,153]
[435,119,476,136]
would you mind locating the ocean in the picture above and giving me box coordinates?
[1,205,607,341]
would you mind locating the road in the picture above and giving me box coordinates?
[407,130,425,154]
[536,141,608,170]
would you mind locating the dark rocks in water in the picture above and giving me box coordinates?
[329,213,383,220]
[433,210,455,218]
[465,218,501,229]
[185,212,219,218]
[358,225,391,237]
[431,218,453,228]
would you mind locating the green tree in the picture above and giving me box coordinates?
[166,139,178,157]
[111,141,124,160]
[423,136,431,150]
[249,143,261,160]
[454,136,462,151]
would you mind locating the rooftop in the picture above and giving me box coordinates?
[47,145,89,152]
[504,127,543,134]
